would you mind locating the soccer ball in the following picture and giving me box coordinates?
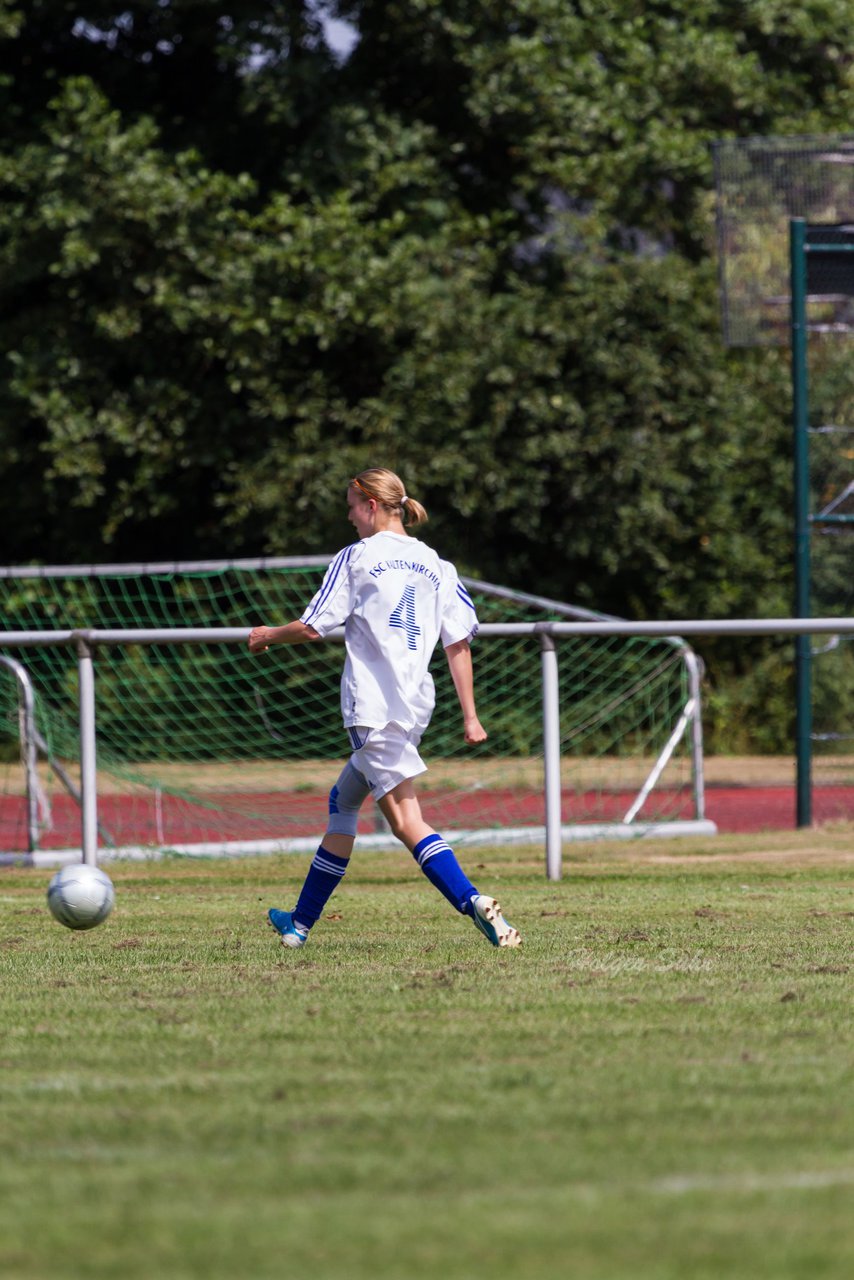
[47,862,115,931]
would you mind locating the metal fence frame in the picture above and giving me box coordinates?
[0,620,723,878]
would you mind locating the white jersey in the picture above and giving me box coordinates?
[300,531,479,733]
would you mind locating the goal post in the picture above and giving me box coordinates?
[0,559,714,874]
[0,654,41,851]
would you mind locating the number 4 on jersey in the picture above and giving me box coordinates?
[389,584,422,651]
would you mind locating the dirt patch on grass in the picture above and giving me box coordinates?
[578,825,854,868]
[643,845,854,867]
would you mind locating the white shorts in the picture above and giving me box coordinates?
[347,723,427,800]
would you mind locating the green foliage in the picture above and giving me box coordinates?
[0,76,262,550]
[342,0,854,250]
[702,642,795,754]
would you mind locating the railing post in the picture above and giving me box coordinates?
[682,649,707,822]
[537,626,562,881]
[76,636,99,866]
[0,655,41,852]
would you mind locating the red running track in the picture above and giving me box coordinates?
[704,785,854,832]
[3,785,854,852]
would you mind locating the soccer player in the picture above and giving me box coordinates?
[248,467,521,950]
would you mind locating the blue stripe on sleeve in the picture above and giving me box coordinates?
[302,545,354,627]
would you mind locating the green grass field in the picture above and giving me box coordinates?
[1,831,852,1279]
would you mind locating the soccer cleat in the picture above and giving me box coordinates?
[470,895,522,948]
[267,908,309,949]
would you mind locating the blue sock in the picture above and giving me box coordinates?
[412,834,478,916]
[293,847,350,931]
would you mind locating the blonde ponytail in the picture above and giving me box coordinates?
[351,469,428,527]
[399,494,428,527]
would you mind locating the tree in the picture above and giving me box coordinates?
[1,77,258,557]
[335,0,854,252]
[1,1,852,642]
[0,2,341,182]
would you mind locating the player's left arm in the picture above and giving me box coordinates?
[444,639,488,745]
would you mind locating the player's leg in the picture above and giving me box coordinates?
[268,761,370,948]
[379,779,475,912]
[378,780,521,947]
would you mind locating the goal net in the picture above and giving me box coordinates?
[0,560,707,860]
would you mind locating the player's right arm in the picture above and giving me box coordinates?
[248,621,321,653]
[249,544,359,654]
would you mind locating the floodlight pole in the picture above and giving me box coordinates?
[790,219,812,827]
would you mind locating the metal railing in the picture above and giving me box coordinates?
[5,617,854,874]
[0,619,724,878]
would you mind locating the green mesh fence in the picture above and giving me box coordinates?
[713,136,854,816]
[713,135,854,347]
[807,337,854,798]
[0,561,701,854]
